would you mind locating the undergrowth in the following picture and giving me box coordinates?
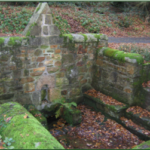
[0,135,15,149]
[54,98,77,119]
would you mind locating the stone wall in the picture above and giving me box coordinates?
[92,47,146,106]
[1,2,149,111]
[0,3,108,110]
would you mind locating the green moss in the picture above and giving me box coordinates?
[80,34,88,42]
[8,37,22,46]
[36,3,42,13]
[62,34,73,43]
[41,89,47,101]
[132,140,150,149]
[93,33,103,42]
[62,106,82,125]
[100,47,144,65]
[0,102,64,149]
[40,45,49,49]
[24,69,29,76]
[143,62,150,65]
[0,37,5,45]
[26,22,37,37]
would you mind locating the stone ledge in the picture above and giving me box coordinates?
[62,33,108,43]
[83,93,128,119]
[98,47,144,65]
[0,102,64,149]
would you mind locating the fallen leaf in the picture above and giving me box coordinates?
[5,117,12,122]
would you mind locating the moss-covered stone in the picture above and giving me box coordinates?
[62,34,73,42]
[24,69,29,76]
[99,47,144,65]
[132,140,150,149]
[40,45,49,49]
[80,34,88,42]
[24,104,48,129]
[26,22,38,37]
[36,3,42,13]
[0,102,64,149]
[8,37,22,46]
[34,49,42,56]
[0,37,5,45]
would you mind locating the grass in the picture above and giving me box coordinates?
[0,2,150,37]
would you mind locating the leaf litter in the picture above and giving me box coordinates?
[50,103,144,149]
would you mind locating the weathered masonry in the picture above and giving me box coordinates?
[0,2,150,111]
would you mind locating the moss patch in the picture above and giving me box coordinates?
[62,34,73,43]
[36,3,42,13]
[99,47,144,65]
[80,34,88,42]
[26,22,37,37]
[0,37,5,45]
[132,140,150,149]
[0,102,64,149]
[40,45,49,49]
[8,37,22,46]
[92,33,103,42]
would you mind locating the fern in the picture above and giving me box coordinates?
[55,100,77,118]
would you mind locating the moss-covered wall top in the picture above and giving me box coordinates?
[92,46,145,106]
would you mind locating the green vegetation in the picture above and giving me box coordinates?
[0,5,32,34]
[119,45,150,62]
[53,15,71,34]
[101,47,144,65]
[0,2,150,37]
[0,135,15,149]
[54,98,77,119]
[35,3,41,13]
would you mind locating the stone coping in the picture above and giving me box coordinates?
[0,102,64,149]
[0,33,108,47]
[97,47,144,65]
[62,33,108,43]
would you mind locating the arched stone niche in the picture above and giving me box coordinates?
[36,75,55,102]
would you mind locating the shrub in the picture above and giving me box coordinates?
[117,16,132,28]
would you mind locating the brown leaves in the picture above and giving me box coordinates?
[5,117,12,123]
[120,117,150,136]
[126,106,150,118]
[85,89,125,106]
[50,104,143,149]
[142,81,150,88]
[24,113,29,119]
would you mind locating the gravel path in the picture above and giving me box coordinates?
[108,37,150,43]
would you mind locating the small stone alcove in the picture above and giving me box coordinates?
[41,84,49,101]
[36,75,55,103]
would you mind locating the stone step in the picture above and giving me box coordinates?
[120,117,150,140]
[83,89,128,120]
[125,106,150,131]
[83,89,150,141]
